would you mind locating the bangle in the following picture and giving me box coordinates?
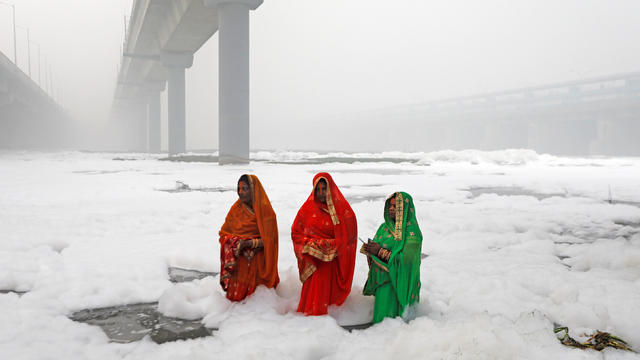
[377,248,391,261]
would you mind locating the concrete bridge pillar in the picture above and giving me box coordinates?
[144,82,165,153]
[161,52,193,156]
[147,90,161,153]
[205,0,263,164]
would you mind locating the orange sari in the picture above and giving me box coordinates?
[291,172,358,315]
[219,175,279,301]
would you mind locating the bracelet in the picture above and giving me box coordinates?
[377,248,391,262]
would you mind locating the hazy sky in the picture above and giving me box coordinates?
[1,0,639,151]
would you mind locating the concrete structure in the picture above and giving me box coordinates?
[346,72,640,156]
[0,50,69,149]
[112,0,262,163]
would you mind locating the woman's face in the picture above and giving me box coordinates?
[314,181,327,204]
[238,180,252,205]
[387,196,396,221]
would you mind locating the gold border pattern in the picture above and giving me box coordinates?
[394,192,404,241]
[302,243,337,262]
[300,263,317,282]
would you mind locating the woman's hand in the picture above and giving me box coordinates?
[363,240,381,256]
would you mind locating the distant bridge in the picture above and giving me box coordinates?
[350,71,640,155]
[0,50,70,149]
[110,0,639,158]
[111,0,261,163]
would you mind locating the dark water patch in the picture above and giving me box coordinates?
[169,267,218,283]
[0,289,27,296]
[113,157,140,161]
[70,303,214,344]
[609,200,640,209]
[262,157,422,165]
[556,225,639,242]
[341,322,373,331]
[329,168,423,176]
[73,170,128,175]
[159,181,233,194]
[467,187,565,200]
[159,155,219,163]
[556,254,572,267]
[614,220,640,228]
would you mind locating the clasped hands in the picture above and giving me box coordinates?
[234,238,262,259]
[362,239,382,256]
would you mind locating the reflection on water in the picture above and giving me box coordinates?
[70,302,212,344]
[168,266,218,283]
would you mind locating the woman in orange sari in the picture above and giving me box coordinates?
[291,172,358,315]
[219,174,279,301]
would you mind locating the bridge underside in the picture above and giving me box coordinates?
[113,0,262,163]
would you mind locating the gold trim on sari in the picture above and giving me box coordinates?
[394,192,404,241]
[300,262,317,282]
[302,243,338,262]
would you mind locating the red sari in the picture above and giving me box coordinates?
[219,175,279,301]
[291,172,358,315]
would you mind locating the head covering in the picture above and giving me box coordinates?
[291,172,358,307]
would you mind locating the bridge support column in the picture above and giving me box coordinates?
[205,0,263,164]
[161,52,193,156]
[137,102,148,152]
[144,81,165,153]
[147,90,161,153]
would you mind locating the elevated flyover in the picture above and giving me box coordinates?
[352,71,640,155]
[112,0,262,163]
[0,50,70,149]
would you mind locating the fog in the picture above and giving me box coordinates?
[1,0,640,153]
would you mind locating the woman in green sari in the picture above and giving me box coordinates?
[361,192,422,323]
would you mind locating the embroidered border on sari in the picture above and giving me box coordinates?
[302,243,337,262]
[394,192,404,241]
[300,263,317,282]
[371,256,389,272]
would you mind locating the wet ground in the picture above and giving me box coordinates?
[69,302,212,344]
[69,265,375,343]
[168,267,218,283]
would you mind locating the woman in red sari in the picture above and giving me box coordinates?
[219,174,279,301]
[291,172,358,315]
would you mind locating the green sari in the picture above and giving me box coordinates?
[363,192,422,323]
